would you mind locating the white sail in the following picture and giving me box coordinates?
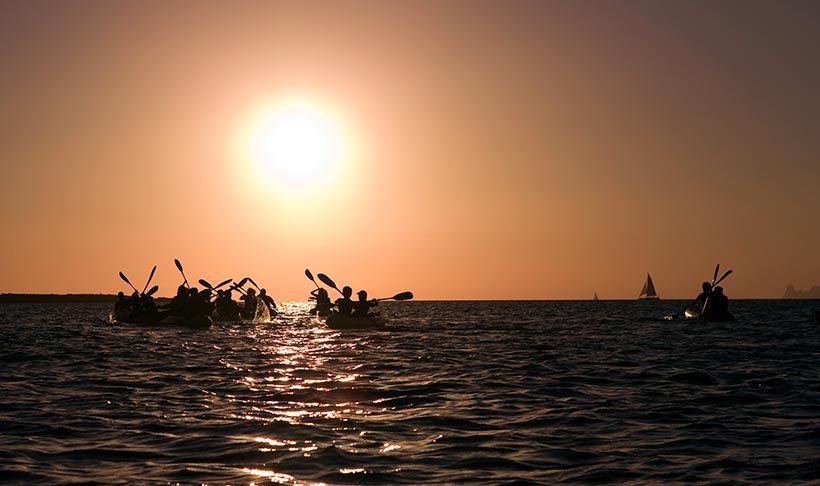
[638,273,659,299]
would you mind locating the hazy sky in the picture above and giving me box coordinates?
[1,0,819,299]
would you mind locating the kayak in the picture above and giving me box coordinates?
[158,315,213,328]
[119,314,213,328]
[325,313,386,329]
[684,309,735,322]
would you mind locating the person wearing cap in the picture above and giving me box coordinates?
[352,290,378,317]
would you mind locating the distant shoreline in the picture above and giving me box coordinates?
[0,294,118,303]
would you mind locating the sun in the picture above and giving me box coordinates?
[250,101,344,192]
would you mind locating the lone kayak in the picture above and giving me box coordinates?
[325,313,386,329]
[684,309,735,322]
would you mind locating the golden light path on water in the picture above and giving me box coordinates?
[215,302,404,484]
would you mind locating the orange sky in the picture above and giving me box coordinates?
[1,1,819,300]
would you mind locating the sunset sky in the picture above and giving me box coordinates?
[1,1,819,300]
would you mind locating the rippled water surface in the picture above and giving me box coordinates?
[2,300,820,484]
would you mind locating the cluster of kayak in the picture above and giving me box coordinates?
[305,269,412,328]
[113,260,413,329]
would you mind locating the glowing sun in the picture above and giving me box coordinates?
[250,101,344,191]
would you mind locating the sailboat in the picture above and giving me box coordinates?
[638,273,660,300]
[593,292,599,301]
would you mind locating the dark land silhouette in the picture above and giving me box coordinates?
[783,285,820,299]
[0,294,118,303]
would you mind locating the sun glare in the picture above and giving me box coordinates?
[250,101,344,193]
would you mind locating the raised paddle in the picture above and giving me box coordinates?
[247,277,261,291]
[702,269,733,312]
[142,265,157,294]
[229,277,249,295]
[146,285,159,296]
[667,265,722,320]
[318,273,343,295]
[199,278,214,289]
[376,291,414,301]
[215,278,233,289]
[174,259,189,288]
[713,269,733,287]
[305,269,320,289]
[119,272,140,295]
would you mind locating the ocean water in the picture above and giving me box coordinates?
[1,300,819,484]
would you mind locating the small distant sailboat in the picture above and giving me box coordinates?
[638,273,660,300]
[593,292,599,301]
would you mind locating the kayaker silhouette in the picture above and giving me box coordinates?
[694,282,712,312]
[240,287,259,320]
[259,288,277,313]
[703,286,731,321]
[353,290,378,317]
[310,288,333,315]
[335,286,354,315]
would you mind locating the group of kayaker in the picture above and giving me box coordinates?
[115,262,277,324]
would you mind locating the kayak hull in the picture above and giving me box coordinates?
[325,313,386,329]
[158,315,213,328]
[684,309,734,322]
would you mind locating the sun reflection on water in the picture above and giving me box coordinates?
[217,301,401,483]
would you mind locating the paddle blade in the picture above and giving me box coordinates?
[317,273,337,289]
[392,291,414,301]
[119,272,131,285]
[146,285,159,296]
[174,258,183,272]
[248,277,260,290]
[199,279,213,289]
[715,269,733,286]
[712,264,720,283]
[215,278,232,289]
[143,265,157,293]
[305,269,314,281]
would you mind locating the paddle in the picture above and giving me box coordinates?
[305,269,320,289]
[702,269,733,312]
[229,277,249,295]
[667,264,717,320]
[713,269,733,287]
[376,291,414,301]
[174,259,189,288]
[146,285,159,296]
[247,277,261,291]
[318,273,343,295]
[667,268,734,320]
[119,272,140,295]
[199,278,213,289]
[141,265,157,294]
[215,278,233,289]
